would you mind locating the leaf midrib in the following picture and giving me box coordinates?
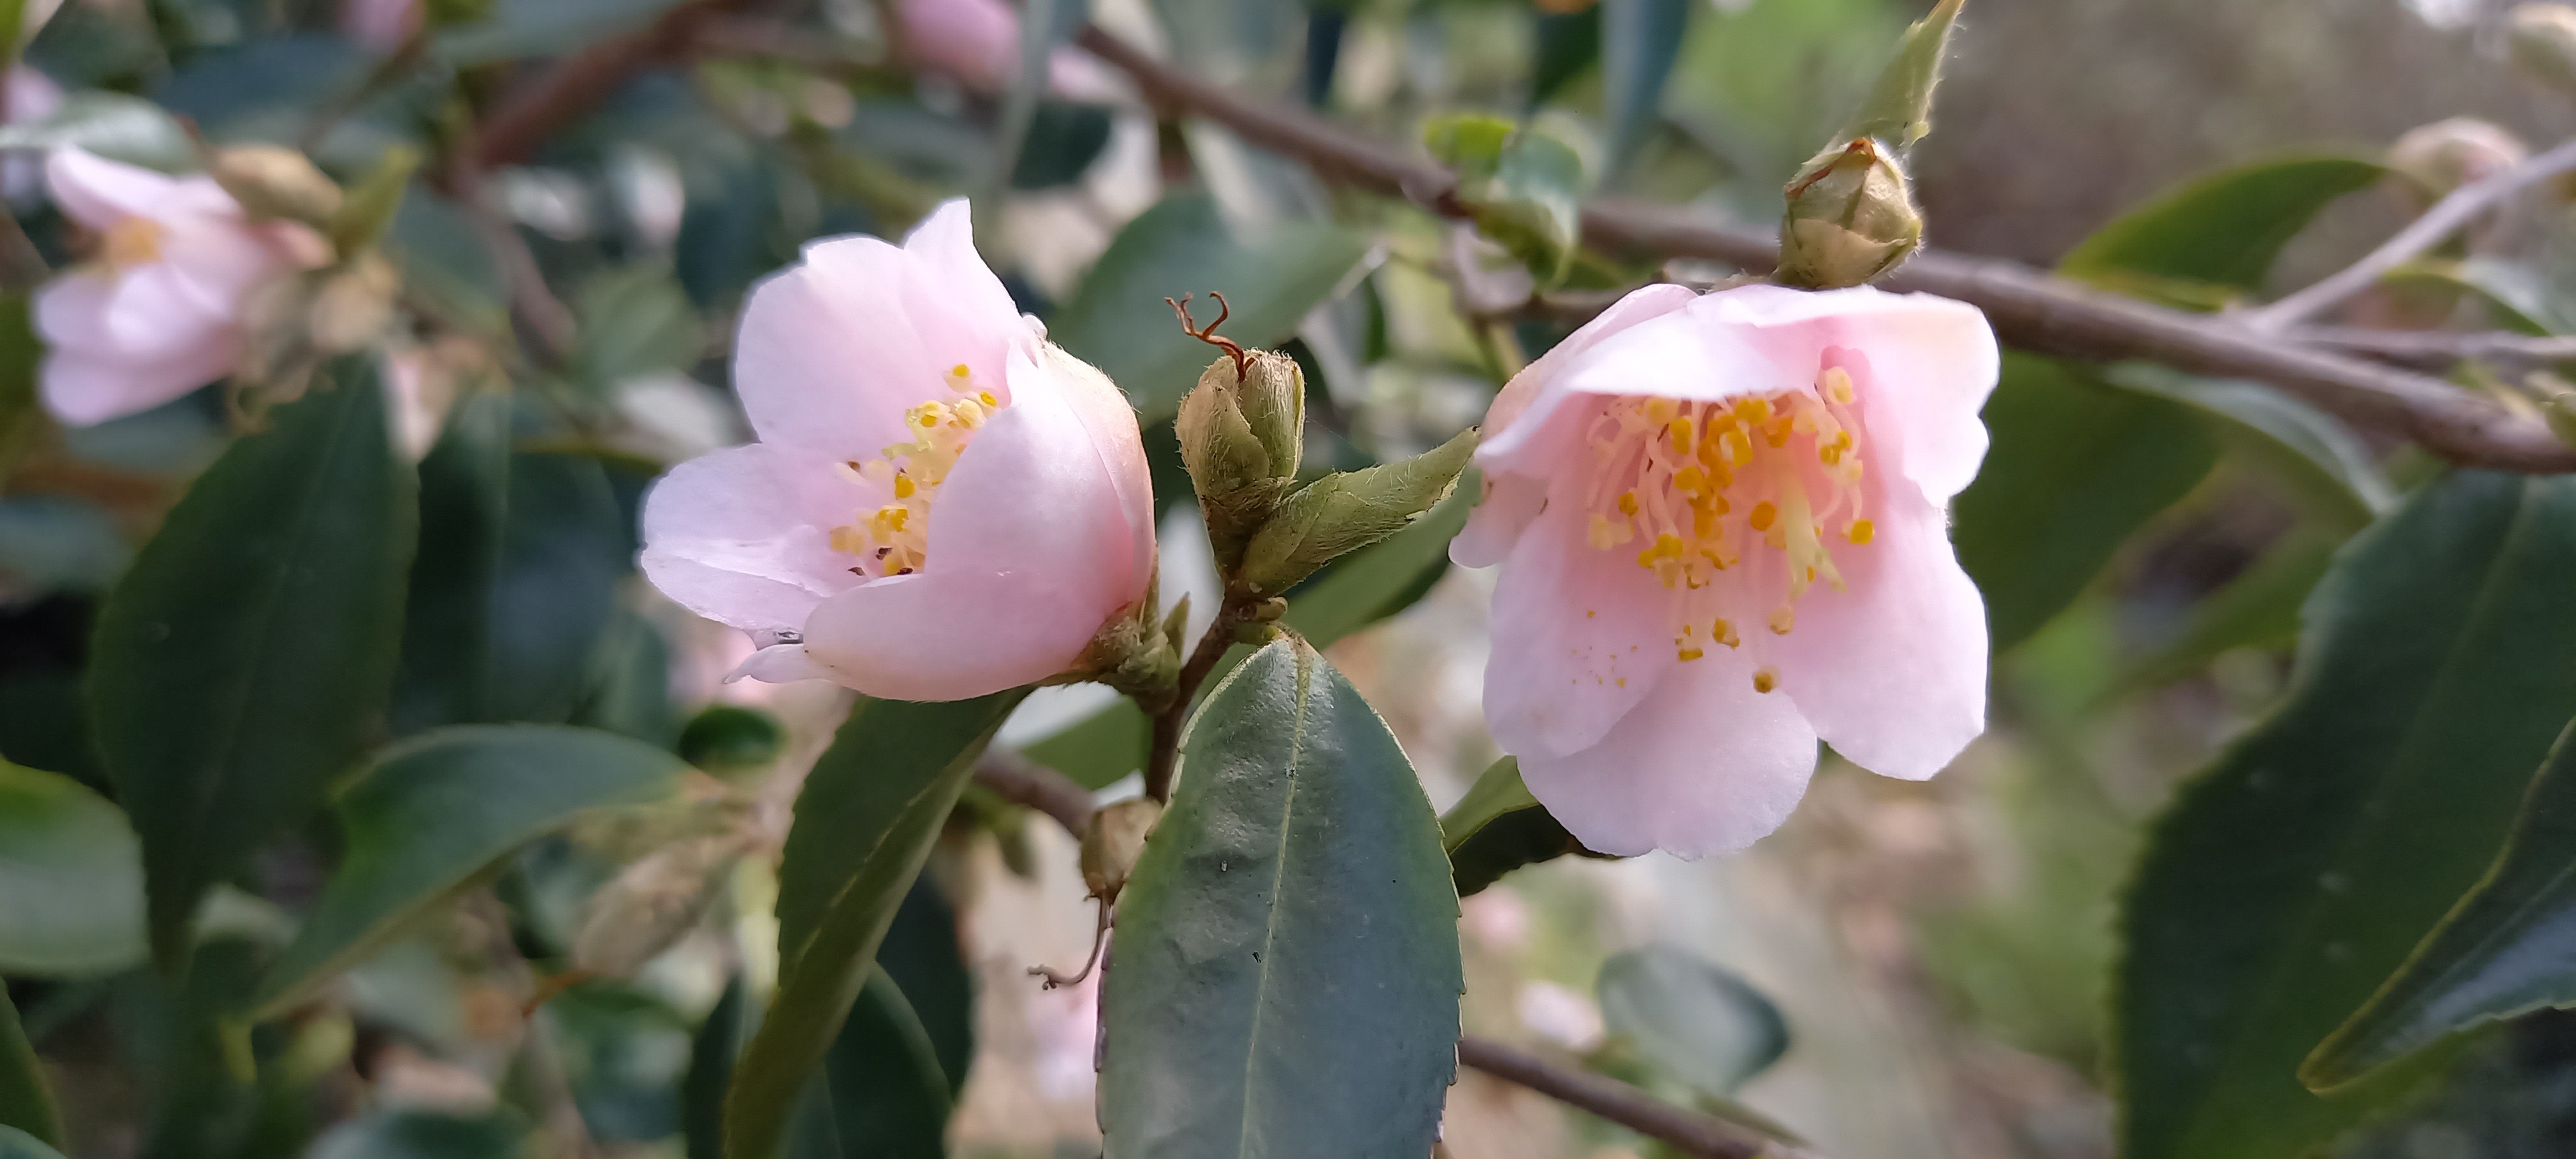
[1231,648,1314,1158]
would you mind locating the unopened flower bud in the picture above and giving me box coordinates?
[2510,5,2576,93]
[1177,347,1307,569]
[1079,797,1162,903]
[2387,118,2529,210]
[1777,139,1923,290]
[207,145,344,227]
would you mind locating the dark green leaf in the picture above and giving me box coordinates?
[1530,7,1602,107]
[0,760,143,975]
[577,269,703,391]
[251,726,689,1015]
[1050,193,1369,420]
[1019,698,1149,791]
[1011,101,1114,191]
[875,880,974,1099]
[1467,130,1586,285]
[2107,531,2338,699]
[433,0,691,66]
[2059,156,2385,308]
[685,975,752,1159]
[2114,471,2576,1159]
[679,706,786,775]
[0,990,58,1149]
[0,1127,62,1159]
[2304,717,2576,1089]
[306,1110,526,1159]
[1838,0,1962,148]
[386,189,507,338]
[0,91,190,171]
[2380,258,2566,336]
[1596,947,1788,1098]
[784,966,952,1159]
[1439,757,1595,898]
[88,365,417,969]
[1953,354,2218,651]
[0,299,40,481]
[395,393,631,731]
[1100,639,1461,1157]
[1600,0,1689,170]
[725,692,1023,1159]
[2108,365,2394,529]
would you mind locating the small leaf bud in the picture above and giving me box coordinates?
[1776,138,1923,290]
[2511,5,2576,94]
[2387,118,2528,209]
[1171,294,1307,569]
[207,145,344,227]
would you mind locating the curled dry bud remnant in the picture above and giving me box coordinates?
[1452,281,1998,857]
[639,200,1157,701]
[34,147,332,426]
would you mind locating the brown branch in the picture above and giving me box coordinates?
[1074,24,2576,474]
[473,0,757,171]
[974,748,1097,836]
[2295,326,2576,372]
[2247,137,2576,331]
[1144,606,1244,802]
[1457,1036,1821,1159]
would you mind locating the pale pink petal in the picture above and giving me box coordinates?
[7,68,60,126]
[798,352,1141,699]
[1023,342,1155,589]
[45,148,234,226]
[725,643,838,685]
[154,220,298,314]
[1696,284,1998,504]
[39,341,235,425]
[638,443,875,634]
[899,0,1021,91]
[1477,305,1785,478]
[1520,646,1820,859]
[1772,482,1986,782]
[339,0,421,52]
[35,267,226,364]
[1481,487,1678,759]
[1452,469,1546,569]
[731,202,1027,459]
[1482,282,1696,446]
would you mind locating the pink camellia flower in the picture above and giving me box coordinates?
[1455,282,1998,858]
[338,0,421,53]
[896,0,1113,99]
[35,147,330,426]
[639,199,1155,701]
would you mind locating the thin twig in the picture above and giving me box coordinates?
[473,0,757,171]
[974,748,1097,836]
[2248,138,2576,331]
[1072,24,2576,474]
[1144,606,1244,802]
[2295,325,2576,372]
[1457,1036,1819,1159]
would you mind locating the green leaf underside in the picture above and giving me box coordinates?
[724,691,1023,1159]
[252,725,689,1015]
[2113,471,2576,1159]
[1100,640,1461,1158]
[87,364,417,968]
[1953,354,2217,651]
[1050,193,1369,421]
[0,1127,62,1159]
[1600,0,1690,169]
[2304,717,2576,1088]
[0,760,144,975]
[1840,0,1962,148]
[2059,156,2386,305]
[0,990,57,1149]
[1437,756,1596,898]
[1596,947,1790,1098]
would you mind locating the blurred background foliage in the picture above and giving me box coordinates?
[4,0,2576,1156]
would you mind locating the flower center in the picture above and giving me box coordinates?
[1580,363,1873,692]
[828,363,1005,578]
[100,218,165,271]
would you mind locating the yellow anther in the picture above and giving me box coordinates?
[1667,418,1696,455]
[1752,667,1779,693]
[1644,397,1678,425]
[1721,429,1752,467]
[1674,464,1708,497]
[979,390,999,407]
[949,363,972,380]
[829,527,866,553]
[1617,491,1640,516]
[1714,619,1740,648]
[1692,502,1720,539]
[1833,431,1853,451]
[1847,519,1875,544]
[1823,366,1855,405]
[1764,418,1792,448]
[1732,397,1772,424]
[1819,444,1842,466]
[1749,502,1776,532]
[1768,605,1795,635]
[892,473,916,499]
[1678,646,1705,662]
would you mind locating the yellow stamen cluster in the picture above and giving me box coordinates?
[101,218,166,271]
[1581,364,1873,692]
[828,363,1004,578]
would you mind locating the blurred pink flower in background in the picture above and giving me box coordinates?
[1455,283,1998,858]
[639,199,1155,701]
[35,148,330,426]
[897,0,1114,99]
[3,68,62,200]
[339,0,421,53]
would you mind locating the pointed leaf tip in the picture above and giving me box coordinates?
[1844,0,1966,149]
